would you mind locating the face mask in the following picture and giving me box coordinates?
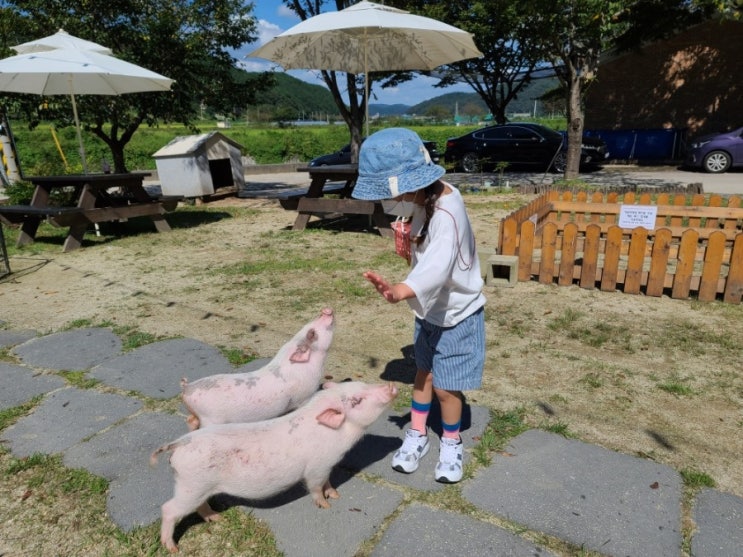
[381,199,417,218]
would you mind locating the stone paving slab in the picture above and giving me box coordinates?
[63,411,185,482]
[89,337,234,399]
[0,361,65,409]
[371,502,559,557]
[61,411,185,532]
[246,471,404,557]
[1,387,142,457]
[11,327,122,370]
[463,429,683,557]
[0,328,37,349]
[62,410,189,531]
[691,488,743,557]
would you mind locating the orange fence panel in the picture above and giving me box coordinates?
[496,191,743,303]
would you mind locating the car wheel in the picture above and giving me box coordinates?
[461,152,480,173]
[551,152,567,173]
[702,150,731,173]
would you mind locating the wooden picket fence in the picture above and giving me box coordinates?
[498,190,743,303]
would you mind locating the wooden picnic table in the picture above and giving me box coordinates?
[279,164,392,237]
[0,172,178,252]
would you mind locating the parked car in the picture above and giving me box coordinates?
[308,139,441,166]
[684,126,743,173]
[444,122,609,173]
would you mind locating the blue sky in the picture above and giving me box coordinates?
[237,1,473,106]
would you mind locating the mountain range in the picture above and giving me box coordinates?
[251,72,559,119]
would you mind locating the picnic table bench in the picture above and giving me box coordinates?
[279,165,392,237]
[0,172,179,252]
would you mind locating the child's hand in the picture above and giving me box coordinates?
[363,271,397,303]
[363,271,415,304]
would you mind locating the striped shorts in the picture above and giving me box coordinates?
[413,306,485,391]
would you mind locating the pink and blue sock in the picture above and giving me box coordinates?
[442,419,461,440]
[410,399,431,434]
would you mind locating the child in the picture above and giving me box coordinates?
[352,128,486,483]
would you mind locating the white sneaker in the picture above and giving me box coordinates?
[391,428,430,473]
[435,437,464,483]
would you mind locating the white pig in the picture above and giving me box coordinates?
[151,381,398,553]
[181,307,335,430]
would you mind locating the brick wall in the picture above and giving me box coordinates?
[584,19,743,137]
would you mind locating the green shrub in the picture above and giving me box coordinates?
[4,180,35,204]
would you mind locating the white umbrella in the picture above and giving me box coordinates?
[12,29,112,55]
[0,46,172,173]
[248,1,482,135]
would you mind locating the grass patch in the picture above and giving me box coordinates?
[4,453,107,494]
[0,396,42,432]
[0,448,282,556]
[470,407,529,468]
[220,346,259,367]
[59,370,100,389]
[548,309,634,350]
[681,468,716,489]
[540,420,572,437]
[579,372,604,389]
[0,347,14,362]
[657,375,695,396]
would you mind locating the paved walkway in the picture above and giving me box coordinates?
[233,166,742,199]
[1,327,741,556]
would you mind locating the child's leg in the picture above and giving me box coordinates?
[410,369,433,434]
[436,388,463,439]
[434,388,465,483]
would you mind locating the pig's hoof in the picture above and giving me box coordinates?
[316,499,331,509]
[163,540,179,553]
[325,487,340,500]
[197,502,221,522]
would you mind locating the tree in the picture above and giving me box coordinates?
[531,0,738,179]
[522,1,634,178]
[1,0,273,172]
[396,0,551,125]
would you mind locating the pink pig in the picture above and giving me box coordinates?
[151,381,398,553]
[181,307,335,430]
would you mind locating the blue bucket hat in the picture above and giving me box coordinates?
[352,128,445,201]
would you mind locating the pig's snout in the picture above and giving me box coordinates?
[319,307,334,325]
[365,382,398,404]
[382,382,399,402]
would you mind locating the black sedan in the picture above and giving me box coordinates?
[309,139,441,166]
[444,123,608,173]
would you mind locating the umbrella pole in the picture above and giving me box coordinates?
[69,91,89,174]
[364,30,369,138]
[365,74,369,138]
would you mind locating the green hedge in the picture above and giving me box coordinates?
[7,118,564,175]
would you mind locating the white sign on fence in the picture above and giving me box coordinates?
[618,205,658,230]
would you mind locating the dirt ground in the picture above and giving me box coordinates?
[2,190,742,504]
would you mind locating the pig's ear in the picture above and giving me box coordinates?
[316,407,345,429]
[289,342,311,363]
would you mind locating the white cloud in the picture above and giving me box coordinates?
[277,5,299,19]
[238,59,274,72]
[255,19,283,46]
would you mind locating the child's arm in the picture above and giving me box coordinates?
[363,271,416,304]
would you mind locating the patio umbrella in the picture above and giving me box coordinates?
[0,46,172,173]
[248,0,482,135]
[12,29,112,55]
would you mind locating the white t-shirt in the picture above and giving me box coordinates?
[403,184,485,327]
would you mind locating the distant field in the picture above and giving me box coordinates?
[7,118,566,176]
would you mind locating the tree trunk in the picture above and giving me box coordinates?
[565,73,584,180]
[110,146,128,174]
